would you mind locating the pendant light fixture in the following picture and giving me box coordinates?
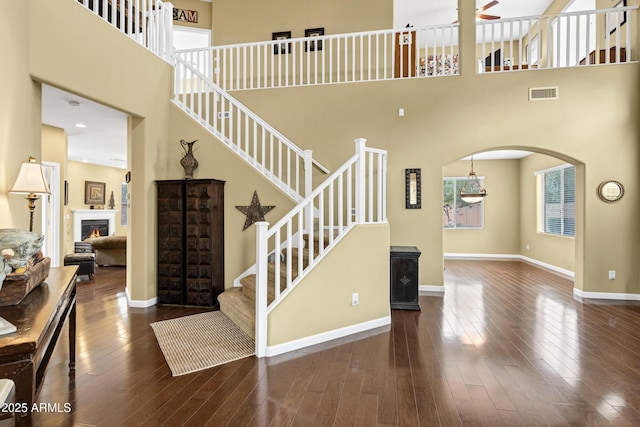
[460,156,487,204]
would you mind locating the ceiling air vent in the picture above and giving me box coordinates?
[529,86,559,101]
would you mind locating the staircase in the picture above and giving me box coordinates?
[77,0,388,357]
[218,231,324,338]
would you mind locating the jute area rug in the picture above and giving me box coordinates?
[150,311,255,376]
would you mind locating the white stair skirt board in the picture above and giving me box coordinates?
[444,253,575,281]
[265,316,391,358]
[573,288,640,302]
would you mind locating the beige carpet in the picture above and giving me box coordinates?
[150,311,255,376]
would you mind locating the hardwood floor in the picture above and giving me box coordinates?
[25,261,640,426]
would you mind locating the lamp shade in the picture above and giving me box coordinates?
[9,157,50,195]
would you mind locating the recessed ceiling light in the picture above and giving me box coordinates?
[74,123,87,128]
[68,100,80,107]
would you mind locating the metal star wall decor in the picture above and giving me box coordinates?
[235,191,275,231]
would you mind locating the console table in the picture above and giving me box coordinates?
[0,266,77,426]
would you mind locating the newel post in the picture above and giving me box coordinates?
[255,221,269,358]
[354,138,367,223]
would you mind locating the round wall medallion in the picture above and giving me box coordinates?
[597,180,624,203]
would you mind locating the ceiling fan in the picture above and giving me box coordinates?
[453,1,501,23]
[477,0,500,20]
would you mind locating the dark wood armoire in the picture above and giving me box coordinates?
[156,179,225,307]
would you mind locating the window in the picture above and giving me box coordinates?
[537,164,575,236]
[443,177,484,229]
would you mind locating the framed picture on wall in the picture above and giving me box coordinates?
[304,27,324,52]
[84,181,106,205]
[272,31,292,55]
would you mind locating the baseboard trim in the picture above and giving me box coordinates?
[126,287,157,308]
[445,253,575,280]
[265,315,391,357]
[419,285,444,294]
[573,288,640,301]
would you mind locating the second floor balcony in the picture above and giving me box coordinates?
[174,5,637,92]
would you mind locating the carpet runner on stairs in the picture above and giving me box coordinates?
[219,231,329,339]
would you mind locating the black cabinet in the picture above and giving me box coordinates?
[390,246,421,310]
[156,179,225,307]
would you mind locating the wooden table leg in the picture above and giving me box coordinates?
[12,361,34,427]
[69,299,76,370]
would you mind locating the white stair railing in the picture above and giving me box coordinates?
[254,138,387,357]
[78,0,174,62]
[478,6,637,72]
[175,24,460,91]
[173,55,328,201]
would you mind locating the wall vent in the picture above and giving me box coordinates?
[529,86,559,101]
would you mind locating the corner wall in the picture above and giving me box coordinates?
[267,223,390,349]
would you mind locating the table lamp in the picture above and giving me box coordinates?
[9,156,50,232]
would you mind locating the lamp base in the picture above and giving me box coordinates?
[0,317,16,336]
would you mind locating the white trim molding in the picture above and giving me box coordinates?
[419,285,444,294]
[444,253,575,280]
[573,288,640,301]
[126,286,157,308]
[265,315,391,357]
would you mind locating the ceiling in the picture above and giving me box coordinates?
[393,0,555,28]
[42,84,128,169]
[42,1,557,167]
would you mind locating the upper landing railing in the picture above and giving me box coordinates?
[175,25,460,91]
[77,0,174,62]
[478,6,637,72]
[175,7,638,90]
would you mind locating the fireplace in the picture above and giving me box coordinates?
[81,219,109,240]
[72,209,117,242]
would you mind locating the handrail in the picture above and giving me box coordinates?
[175,23,460,91]
[78,0,174,62]
[173,55,329,201]
[253,138,387,357]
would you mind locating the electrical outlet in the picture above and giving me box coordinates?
[609,270,616,280]
[217,111,230,119]
[525,243,530,251]
[351,292,359,306]
[351,208,356,216]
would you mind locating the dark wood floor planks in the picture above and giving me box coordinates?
[18,260,640,426]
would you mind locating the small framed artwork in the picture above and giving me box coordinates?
[272,31,292,55]
[305,27,324,52]
[85,181,106,205]
[606,0,626,35]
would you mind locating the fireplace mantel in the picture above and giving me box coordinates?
[72,209,118,242]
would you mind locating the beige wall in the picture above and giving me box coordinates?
[29,0,174,302]
[1,1,43,232]
[268,223,390,346]
[519,154,575,272]
[211,0,393,45]
[231,62,640,294]
[443,159,521,255]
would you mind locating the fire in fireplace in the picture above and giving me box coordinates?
[81,219,109,240]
